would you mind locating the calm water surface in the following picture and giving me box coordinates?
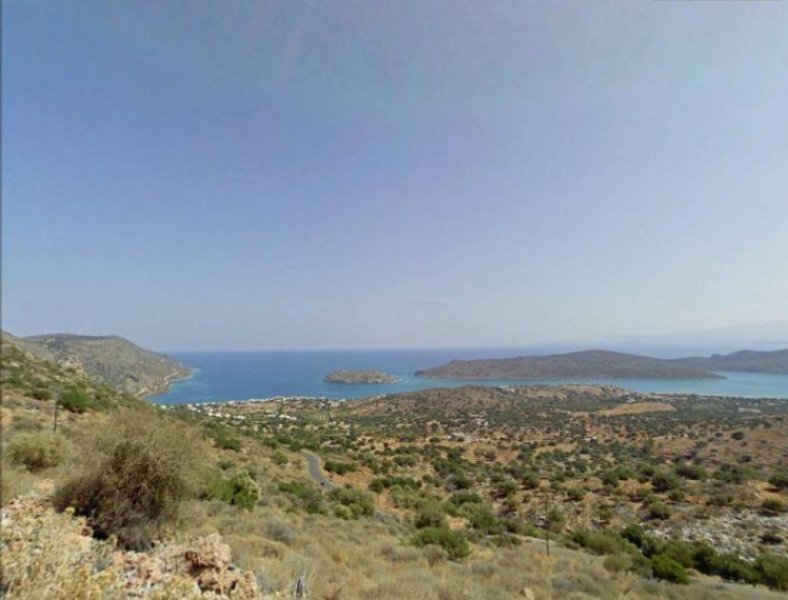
[151,348,788,404]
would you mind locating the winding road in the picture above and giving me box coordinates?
[302,451,336,489]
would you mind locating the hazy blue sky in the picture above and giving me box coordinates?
[3,1,787,350]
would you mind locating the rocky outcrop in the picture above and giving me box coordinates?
[0,496,260,599]
[323,370,396,384]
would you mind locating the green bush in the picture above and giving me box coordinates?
[55,409,204,549]
[675,463,706,480]
[412,527,470,560]
[572,529,632,556]
[462,503,505,535]
[651,554,689,584]
[714,463,751,484]
[8,431,68,471]
[324,460,357,475]
[228,472,260,510]
[648,501,672,521]
[59,388,91,413]
[755,553,788,590]
[769,468,788,490]
[651,470,681,493]
[414,502,446,529]
[213,430,242,451]
[278,480,326,514]
[661,540,694,568]
[328,485,375,518]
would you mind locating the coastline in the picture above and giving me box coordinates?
[139,367,196,400]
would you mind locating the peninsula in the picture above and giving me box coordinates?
[323,370,396,384]
[11,332,190,397]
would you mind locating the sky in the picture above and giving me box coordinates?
[2,1,788,351]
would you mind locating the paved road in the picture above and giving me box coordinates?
[302,451,336,489]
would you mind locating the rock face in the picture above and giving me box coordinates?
[0,496,260,599]
[323,370,396,384]
[16,333,191,397]
[416,350,723,380]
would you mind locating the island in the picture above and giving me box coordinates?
[323,370,396,384]
[415,349,725,380]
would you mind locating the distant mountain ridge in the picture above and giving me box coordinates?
[11,332,190,397]
[672,349,788,375]
[416,348,788,380]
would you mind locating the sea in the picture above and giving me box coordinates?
[150,346,788,405]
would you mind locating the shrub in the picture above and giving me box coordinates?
[8,431,68,471]
[422,544,448,566]
[328,485,375,518]
[651,470,681,493]
[603,553,632,574]
[278,480,326,514]
[521,471,540,490]
[271,450,288,465]
[412,527,470,560]
[572,529,631,556]
[755,553,788,590]
[213,430,242,451]
[324,460,357,475]
[675,463,706,480]
[463,503,505,535]
[769,468,788,490]
[547,507,565,533]
[651,554,689,584]
[715,553,761,585]
[59,388,91,413]
[648,502,671,521]
[227,472,260,510]
[55,409,204,549]
[761,498,784,516]
[714,463,751,484]
[448,491,483,506]
[600,471,620,488]
[414,503,446,529]
[661,540,694,568]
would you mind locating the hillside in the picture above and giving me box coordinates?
[2,334,787,598]
[416,349,723,380]
[673,349,788,374]
[15,332,190,396]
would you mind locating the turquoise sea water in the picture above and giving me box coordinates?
[150,348,788,404]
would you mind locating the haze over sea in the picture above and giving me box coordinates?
[152,346,788,404]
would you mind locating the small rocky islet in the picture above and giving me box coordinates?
[323,370,396,384]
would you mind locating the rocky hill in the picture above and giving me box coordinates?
[672,349,788,374]
[416,349,722,380]
[13,332,190,396]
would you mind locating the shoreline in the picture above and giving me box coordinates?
[139,367,196,400]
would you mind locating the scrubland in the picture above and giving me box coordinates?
[2,337,786,598]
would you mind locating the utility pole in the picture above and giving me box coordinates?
[544,491,550,557]
[53,388,60,432]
